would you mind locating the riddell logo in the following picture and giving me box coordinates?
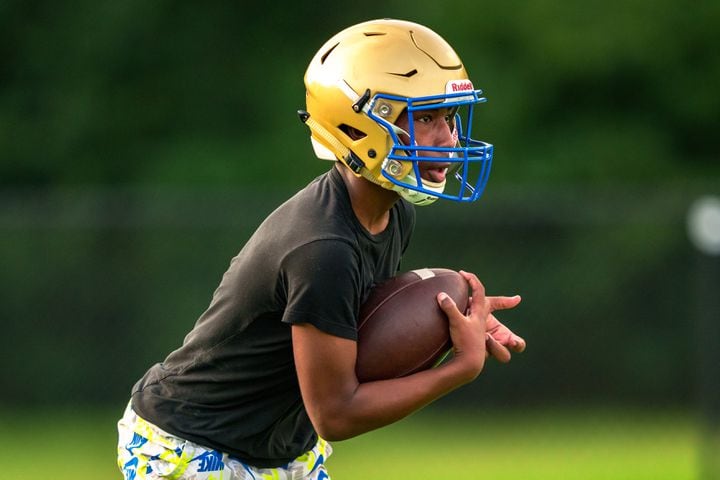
[450,81,473,92]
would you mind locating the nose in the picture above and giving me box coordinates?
[431,119,456,152]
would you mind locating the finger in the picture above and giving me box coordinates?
[487,295,522,312]
[510,334,527,353]
[459,270,482,290]
[459,271,485,308]
[486,313,526,354]
[485,333,511,363]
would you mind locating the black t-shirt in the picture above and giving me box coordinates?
[130,166,415,467]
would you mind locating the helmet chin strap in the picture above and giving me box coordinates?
[391,170,446,206]
[382,123,448,206]
[355,150,448,206]
[356,162,442,206]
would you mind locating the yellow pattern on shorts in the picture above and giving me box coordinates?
[117,403,332,480]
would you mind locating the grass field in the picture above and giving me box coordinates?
[0,407,698,479]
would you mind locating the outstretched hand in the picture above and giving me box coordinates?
[484,313,526,362]
[437,271,524,379]
[459,271,524,363]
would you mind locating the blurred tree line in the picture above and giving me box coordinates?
[1,0,718,187]
[0,0,718,409]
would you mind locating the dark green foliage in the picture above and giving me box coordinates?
[1,1,718,408]
[1,1,718,187]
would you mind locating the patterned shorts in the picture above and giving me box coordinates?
[117,403,332,480]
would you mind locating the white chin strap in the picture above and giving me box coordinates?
[392,171,446,206]
[384,123,448,206]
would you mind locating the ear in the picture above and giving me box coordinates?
[339,124,367,140]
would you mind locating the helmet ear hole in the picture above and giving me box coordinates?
[339,124,367,140]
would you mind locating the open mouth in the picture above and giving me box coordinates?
[420,162,451,184]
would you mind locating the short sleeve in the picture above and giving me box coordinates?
[280,239,360,341]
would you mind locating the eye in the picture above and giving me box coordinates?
[416,114,433,124]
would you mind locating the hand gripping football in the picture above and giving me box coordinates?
[355,268,469,382]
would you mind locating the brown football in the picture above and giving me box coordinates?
[355,268,469,382]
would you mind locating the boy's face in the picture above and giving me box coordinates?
[394,107,456,184]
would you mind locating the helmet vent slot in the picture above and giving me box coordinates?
[320,42,339,64]
[363,32,386,37]
[389,69,418,78]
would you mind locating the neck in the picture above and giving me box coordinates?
[335,163,399,235]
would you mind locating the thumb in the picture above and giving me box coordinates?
[437,292,457,311]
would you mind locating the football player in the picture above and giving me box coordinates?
[117,19,525,480]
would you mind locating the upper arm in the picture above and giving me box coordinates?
[292,322,359,439]
[281,240,363,436]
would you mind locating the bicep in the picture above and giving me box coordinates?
[292,323,359,431]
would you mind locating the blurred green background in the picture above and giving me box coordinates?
[1,0,718,478]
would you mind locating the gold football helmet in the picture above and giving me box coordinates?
[301,19,493,205]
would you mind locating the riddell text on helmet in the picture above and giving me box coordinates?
[450,81,473,92]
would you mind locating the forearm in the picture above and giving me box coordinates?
[293,301,490,441]
[313,357,479,441]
